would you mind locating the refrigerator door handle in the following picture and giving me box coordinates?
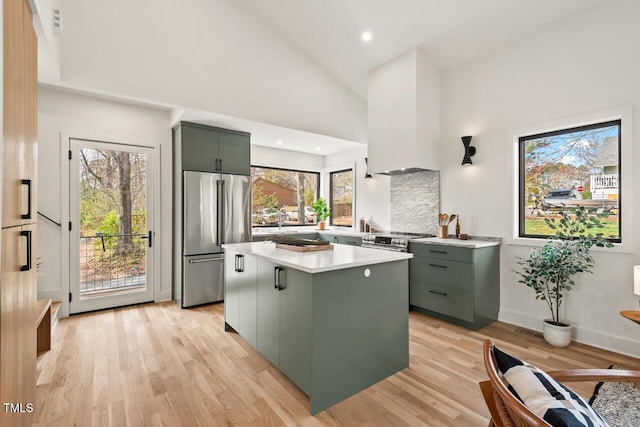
[188,256,224,264]
[219,179,226,245]
[215,179,221,247]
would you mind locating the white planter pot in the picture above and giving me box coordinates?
[543,320,572,347]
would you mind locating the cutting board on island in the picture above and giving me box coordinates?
[270,236,333,252]
[275,243,334,252]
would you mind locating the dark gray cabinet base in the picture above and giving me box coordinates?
[224,250,409,414]
[408,243,500,330]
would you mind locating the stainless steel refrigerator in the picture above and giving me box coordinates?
[181,171,251,307]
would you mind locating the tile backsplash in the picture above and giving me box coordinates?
[390,170,439,235]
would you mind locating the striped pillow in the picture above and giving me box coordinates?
[494,347,608,427]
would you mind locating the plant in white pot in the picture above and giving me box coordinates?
[516,206,613,347]
[311,197,331,230]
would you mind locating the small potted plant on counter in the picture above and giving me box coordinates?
[311,198,331,230]
[516,206,612,347]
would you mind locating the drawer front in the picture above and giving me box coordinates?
[338,236,362,246]
[409,243,474,263]
[410,281,474,322]
[410,256,474,292]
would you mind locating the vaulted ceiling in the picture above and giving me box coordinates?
[36,0,609,154]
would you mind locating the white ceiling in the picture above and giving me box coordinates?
[241,0,607,98]
[38,0,609,156]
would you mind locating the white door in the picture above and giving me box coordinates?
[69,138,155,313]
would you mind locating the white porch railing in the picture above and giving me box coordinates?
[590,174,618,189]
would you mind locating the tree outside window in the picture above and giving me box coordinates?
[519,120,621,242]
[330,169,353,227]
[251,166,319,227]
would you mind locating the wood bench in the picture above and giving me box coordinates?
[36,299,52,353]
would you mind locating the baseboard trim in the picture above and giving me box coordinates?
[499,309,640,358]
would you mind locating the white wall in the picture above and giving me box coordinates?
[324,146,391,231]
[252,145,324,172]
[440,0,640,355]
[48,0,366,146]
[37,87,173,317]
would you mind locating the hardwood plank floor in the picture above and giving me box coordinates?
[33,302,640,426]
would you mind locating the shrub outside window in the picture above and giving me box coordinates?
[518,120,621,242]
[251,166,319,227]
[330,169,353,227]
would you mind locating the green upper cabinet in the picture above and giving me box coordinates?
[174,121,250,175]
[218,131,251,175]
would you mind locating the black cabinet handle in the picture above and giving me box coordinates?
[429,290,448,297]
[234,254,240,272]
[20,230,32,271]
[274,266,284,290]
[235,254,244,272]
[429,263,447,269]
[21,179,32,220]
[429,249,447,254]
[219,158,222,171]
[334,237,338,243]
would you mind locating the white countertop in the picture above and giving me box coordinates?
[223,242,412,274]
[410,237,501,248]
[252,227,368,238]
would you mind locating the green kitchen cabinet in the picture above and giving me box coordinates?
[224,251,257,347]
[255,259,312,393]
[318,233,362,246]
[174,121,250,175]
[408,242,500,330]
[223,248,409,414]
[256,258,281,367]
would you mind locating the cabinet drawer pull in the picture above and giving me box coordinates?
[429,263,447,269]
[429,290,448,297]
[429,249,447,254]
[21,179,32,220]
[274,266,284,290]
[20,230,32,271]
[238,254,244,272]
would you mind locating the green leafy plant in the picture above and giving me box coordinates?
[516,206,613,326]
[311,197,331,221]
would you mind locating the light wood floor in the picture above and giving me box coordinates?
[33,302,640,426]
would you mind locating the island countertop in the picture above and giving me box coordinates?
[222,241,412,274]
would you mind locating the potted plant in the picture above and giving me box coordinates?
[516,206,613,347]
[311,198,331,230]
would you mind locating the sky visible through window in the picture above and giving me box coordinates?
[520,120,620,240]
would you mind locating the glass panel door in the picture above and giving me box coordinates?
[69,138,154,313]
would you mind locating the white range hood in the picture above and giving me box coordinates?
[367,48,441,175]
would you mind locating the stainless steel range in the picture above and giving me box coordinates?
[361,232,434,252]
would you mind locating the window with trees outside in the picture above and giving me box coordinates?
[251,166,319,227]
[519,120,621,242]
[330,169,353,227]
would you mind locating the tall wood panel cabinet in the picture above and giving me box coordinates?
[1,0,38,425]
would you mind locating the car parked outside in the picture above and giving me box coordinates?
[540,188,582,209]
[289,206,316,223]
[253,208,289,225]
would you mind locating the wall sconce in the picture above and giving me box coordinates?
[364,158,372,179]
[461,136,476,166]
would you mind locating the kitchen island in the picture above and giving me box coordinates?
[222,241,412,414]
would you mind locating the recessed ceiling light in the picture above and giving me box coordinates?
[361,32,372,42]
[400,168,406,171]
[276,140,283,145]
[315,147,321,151]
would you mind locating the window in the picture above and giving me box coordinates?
[329,169,353,226]
[251,166,319,227]
[519,120,621,242]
